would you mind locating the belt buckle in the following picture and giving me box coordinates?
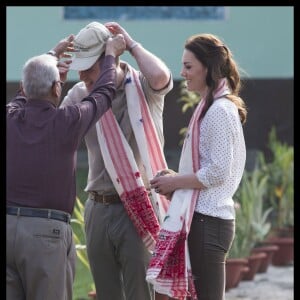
[66,213,71,224]
[90,191,97,202]
[102,195,109,205]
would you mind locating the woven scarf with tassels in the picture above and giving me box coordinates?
[95,65,170,251]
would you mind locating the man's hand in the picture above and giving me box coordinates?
[58,59,72,83]
[105,34,126,57]
[105,22,135,51]
[52,34,75,59]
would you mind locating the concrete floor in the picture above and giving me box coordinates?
[225,263,294,300]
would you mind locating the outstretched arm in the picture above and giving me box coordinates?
[105,22,171,91]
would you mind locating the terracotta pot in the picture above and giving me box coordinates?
[266,236,294,266]
[242,252,267,281]
[251,244,279,273]
[236,265,250,284]
[272,226,294,238]
[88,290,96,299]
[225,258,248,291]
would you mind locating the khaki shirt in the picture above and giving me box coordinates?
[61,62,173,194]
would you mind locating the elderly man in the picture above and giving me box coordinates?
[6,33,125,300]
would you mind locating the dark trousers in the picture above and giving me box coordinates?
[188,212,235,300]
[84,198,154,300]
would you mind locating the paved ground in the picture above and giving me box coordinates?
[225,263,294,300]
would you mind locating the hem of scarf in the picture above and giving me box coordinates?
[146,228,198,299]
[147,274,197,299]
[147,227,186,269]
[147,273,197,300]
[120,186,160,251]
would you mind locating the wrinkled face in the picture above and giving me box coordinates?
[78,59,101,91]
[180,49,208,95]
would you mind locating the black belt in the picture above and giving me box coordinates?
[89,192,122,205]
[6,206,71,224]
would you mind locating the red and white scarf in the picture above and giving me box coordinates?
[146,79,230,299]
[95,65,169,251]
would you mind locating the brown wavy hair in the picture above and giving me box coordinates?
[185,33,247,124]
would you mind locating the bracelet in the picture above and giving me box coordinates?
[129,42,141,54]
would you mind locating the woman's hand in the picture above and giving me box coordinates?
[150,169,177,200]
[151,171,205,200]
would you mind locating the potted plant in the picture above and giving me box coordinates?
[230,168,273,281]
[259,127,294,234]
[225,170,264,290]
[237,168,273,246]
[239,167,279,273]
[225,200,251,291]
[258,127,294,266]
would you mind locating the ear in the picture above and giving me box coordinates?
[20,81,26,96]
[51,81,60,98]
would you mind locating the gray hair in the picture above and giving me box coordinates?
[22,54,59,99]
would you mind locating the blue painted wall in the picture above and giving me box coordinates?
[7,6,293,81]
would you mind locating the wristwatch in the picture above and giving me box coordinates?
[47,50,57,57]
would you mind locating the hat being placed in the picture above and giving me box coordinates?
[69,22,112,71]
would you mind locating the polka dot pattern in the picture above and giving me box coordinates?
[195,98,246,219]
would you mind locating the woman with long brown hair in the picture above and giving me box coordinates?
[147,33,247,300]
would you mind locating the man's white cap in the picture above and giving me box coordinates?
[69,22,112,71]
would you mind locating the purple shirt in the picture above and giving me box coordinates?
[6,55,116,214]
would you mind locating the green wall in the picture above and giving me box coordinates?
[7,6,293,81]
